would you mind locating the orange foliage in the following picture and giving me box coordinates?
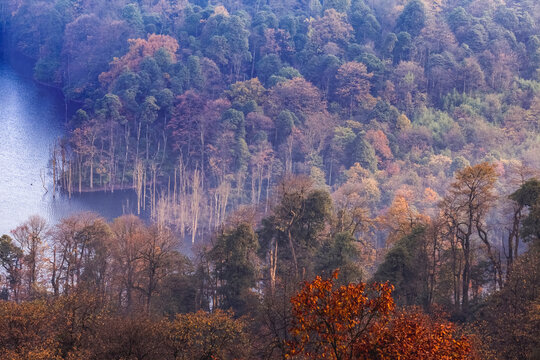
[365,129,393,160]
[377,195,429,246]
[424,187,440,203]
[0,301,61,360]
[99,34,179,85]
[288,271,394,359]
[378,309,474,360]
[287,271,476,360]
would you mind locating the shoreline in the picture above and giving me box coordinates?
[60,184,136,194]
[2,42,80,116]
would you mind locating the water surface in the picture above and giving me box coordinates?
[0,59,136,235]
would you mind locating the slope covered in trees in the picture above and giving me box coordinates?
[2,0,539,244]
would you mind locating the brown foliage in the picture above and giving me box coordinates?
[0,297,250,360]
[336,61,376,113]
[265,78,326,118]
[309,9,352,50]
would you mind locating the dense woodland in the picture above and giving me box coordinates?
[1,0,540,358]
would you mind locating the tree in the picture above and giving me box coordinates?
[259,176,332,286]
[208,221,258,314]
[440,163,499,313]
[392,32,414,64]
[287,271,394,359]
[377,195,427,247]
[287,271,474,359]
[374,226,433,308]
[265,78,325,120]
[168,91,230,173]
[395,0,426,37]
[138,225,178,312]
[365,129,393,162]
[350,8,380,43]
[62,14,133,100]
[309,9,352,51]
[392,61,426,112]
[510,178,540,245]
[50,213,110,297]
[165,310,250,359]
[0,235,23,302]
[121,3,144,33]
[0,300,62,359]
[256,54,283,85]
[11,216,48,299]
[221,15,252,81]
[315,232,362,284]
[109,215,147,312]
[226,78,266,107]
[348,135,377,172]
[335,62,376,115]
[476,247,540,360]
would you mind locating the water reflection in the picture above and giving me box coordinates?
[0,59,137,234]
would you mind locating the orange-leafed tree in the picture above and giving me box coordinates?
[287,271,475,360]
[99,34,179,86]
[365,129,393,162]
[287,271,394,359]
[377,194,429,247]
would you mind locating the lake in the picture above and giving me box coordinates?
[0,58,138,235]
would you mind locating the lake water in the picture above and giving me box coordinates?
[0,59,138,235]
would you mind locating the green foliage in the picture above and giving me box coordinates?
[348,135,377,172]
[373,227,430,307]
[461,24,488,51]
[511,179,540,243]
[315,232,362,284]
[222,109,246,138]
[323,0,350,13]
[122,3,144,33]
[393,31,413,63]
[395,0,426,37]
[139,96,160,124]
[34,57,59,84]
[275,110,297,142]
[447,6,472,32]
[259,178,332,278]
[256,54,283,85]
[0,235,22,295]
[209,222,259,314]
[95,93,124,124]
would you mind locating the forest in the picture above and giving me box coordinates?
[0,0,539,358]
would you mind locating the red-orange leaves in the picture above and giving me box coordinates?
[287,271,475,360]
[377,309,474,360]
[288,270,394,359]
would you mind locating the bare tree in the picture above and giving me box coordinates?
[11,215,49,299]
